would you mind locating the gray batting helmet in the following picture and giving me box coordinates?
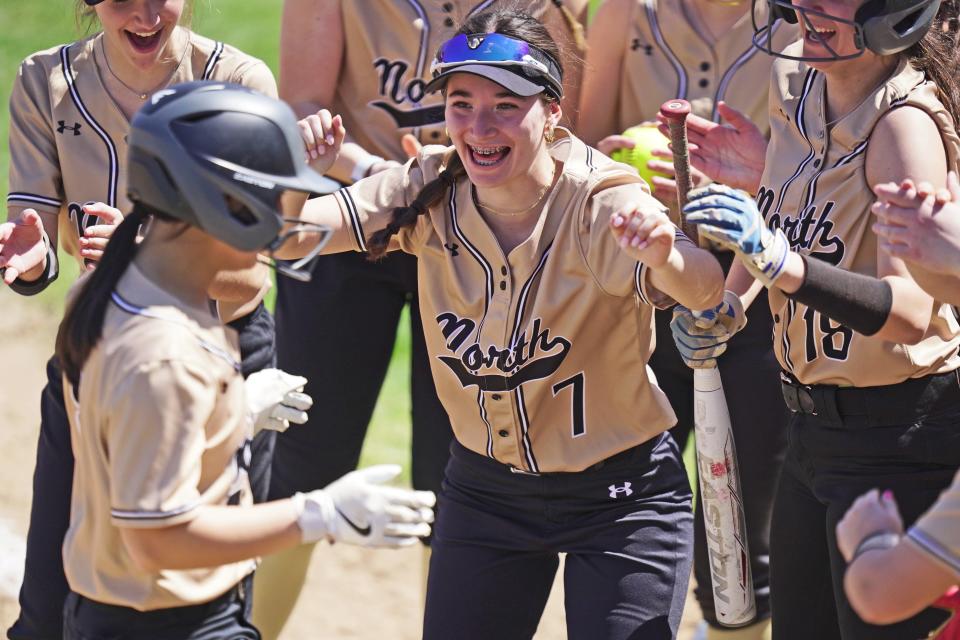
[753,0,942,61]
[127,81,331,252]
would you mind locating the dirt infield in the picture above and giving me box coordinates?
[0,290,700,639]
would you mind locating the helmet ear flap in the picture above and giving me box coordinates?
[857,0,942,55]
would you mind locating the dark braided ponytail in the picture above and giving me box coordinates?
[367,153,467,259]
[56,205,162,389]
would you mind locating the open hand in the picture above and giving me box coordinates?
[0,209,47,284]
[657,102,767,194]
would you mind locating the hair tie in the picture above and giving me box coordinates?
[410,200,428,216]
[439,171,456,188]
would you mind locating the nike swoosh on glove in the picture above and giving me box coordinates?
[683,184,790,287]
[245,368,313,435]
[671,290,747,369]
[292,465,436,548]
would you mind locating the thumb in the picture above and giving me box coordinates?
[21,209,42,228]
[717,101,750,130]
[401,134,422,159]
[353,464,403,485]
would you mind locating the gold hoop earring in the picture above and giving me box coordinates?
[544,127,555,144]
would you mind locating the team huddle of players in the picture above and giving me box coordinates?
[2,0,960,639]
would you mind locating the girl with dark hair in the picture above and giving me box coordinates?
[0,1,283,636]
[279,8,727,639]
[52,81,434,639]
[673,1,960,638]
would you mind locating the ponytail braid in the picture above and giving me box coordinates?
[56,206,150,389]
[366,153,467,260]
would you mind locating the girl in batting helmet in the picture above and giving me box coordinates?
[53,82,434,639]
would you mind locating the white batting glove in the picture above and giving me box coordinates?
[670,290,747,369]
[244,368,313,435]
[292,465,436,548]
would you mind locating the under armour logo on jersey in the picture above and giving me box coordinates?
[57,121,82,136]
[443,242,460,257]
[630,39,654,55]
[608,482,633,499]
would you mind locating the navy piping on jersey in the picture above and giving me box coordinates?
[712,21,780,122]
[201,41,224,80]
[907,528,960,575]
[447,180,498,458]
[514,385,540,472]
[111,499,203,522]
[61,45,118,208]
[774,68,818,216]
[773,68,817,374]
[646,2,688,101]
[507,243,553,474]
[450,183,494,341]
[7,192,62,209]
[336,187,369,252]
[110,291,241,373]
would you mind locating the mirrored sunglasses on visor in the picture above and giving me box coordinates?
[424,33,563,101]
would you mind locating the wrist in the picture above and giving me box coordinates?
[291,490,336,544]
[350,153,385,183]
[850,531,901,564]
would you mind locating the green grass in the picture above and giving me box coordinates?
[1,1,414,482]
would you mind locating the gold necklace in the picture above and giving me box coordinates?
[474,164,557,217]
[475,184,551,216]
[102,34,188,100]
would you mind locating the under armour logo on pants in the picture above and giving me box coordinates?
[608,482,633,498]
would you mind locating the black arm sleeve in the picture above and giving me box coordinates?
[8,239,59,297]
[784,254,892,336]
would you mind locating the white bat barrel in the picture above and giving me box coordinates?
[693,367,756,627]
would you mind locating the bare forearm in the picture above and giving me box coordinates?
[725,259,764,309]
[844,543,955,626]
[649,245,724,311]
[121,501,303,571]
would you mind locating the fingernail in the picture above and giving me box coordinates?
[882,490,893,501]
[309,150,318,160]
[318,146,326,155]
[631,236,642,247]
[326,135,335,145]
[619,237,629,248]
[612,215,623,226]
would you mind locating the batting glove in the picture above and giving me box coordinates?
[671,290,747,369]
[292,465,436,548]
[683,184,790,287]
[245,368,313,435]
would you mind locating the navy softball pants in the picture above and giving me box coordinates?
[423,434,693,640]
[770,370,960,639]
[7,303,277,640]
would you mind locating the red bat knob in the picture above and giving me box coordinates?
[659,99,692,121]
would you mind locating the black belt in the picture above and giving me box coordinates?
[780,369,960,425]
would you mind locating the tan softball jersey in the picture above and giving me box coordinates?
[613,0,797,132]
[759,43,960,386]
[332,130,691,472]
[334,0,563,162]
[7,29,277,271]
[907,468,960,578]
[62,265,255,611]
